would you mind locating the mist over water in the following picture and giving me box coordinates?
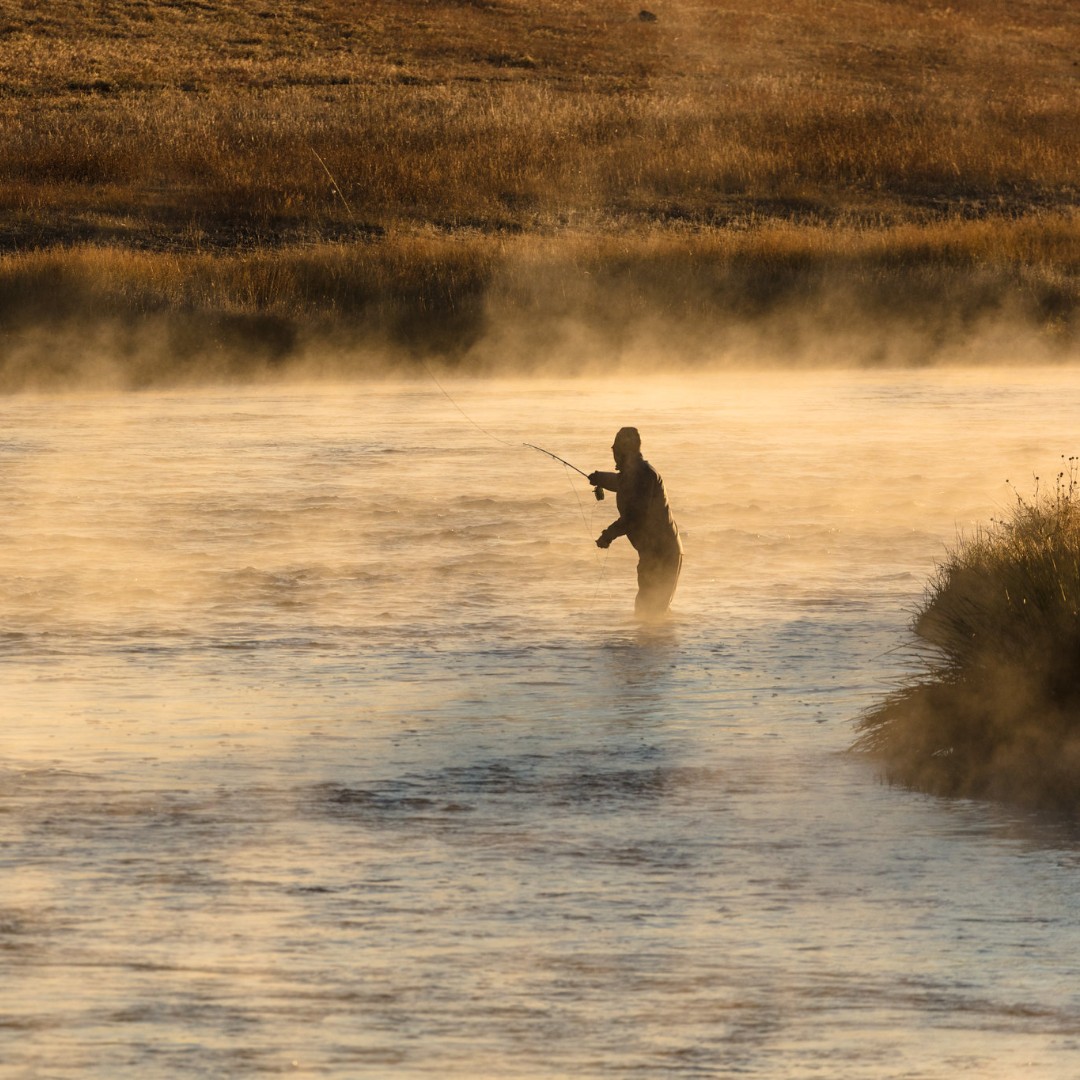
[5,368,1080,1077]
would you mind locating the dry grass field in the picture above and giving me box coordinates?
[0,0,1076,385]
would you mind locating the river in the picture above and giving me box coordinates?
[3,368,1080,1078]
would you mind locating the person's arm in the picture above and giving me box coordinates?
[596,516,628,548]
[589,471,628,547]
[587,470,619,492]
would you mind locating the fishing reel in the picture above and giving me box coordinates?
[593,486,605,501]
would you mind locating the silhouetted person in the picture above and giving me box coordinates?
[589,427,682,618]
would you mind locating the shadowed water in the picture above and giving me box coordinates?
[4,369,1080,1077]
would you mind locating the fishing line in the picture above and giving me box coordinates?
[592,546,610,603]
[308,150,611,606]
[526,446,609,584]
[560,460,604,557]
[417,363,610,594]
[420,360,515,448]
[310,147,355,219]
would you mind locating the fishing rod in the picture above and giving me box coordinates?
[411,372,608,589]
[524,443,605,501]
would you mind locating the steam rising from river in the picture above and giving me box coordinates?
[5,369,1080,1076]
[0,261,1071,393]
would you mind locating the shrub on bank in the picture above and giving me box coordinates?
[855,463,1080,812]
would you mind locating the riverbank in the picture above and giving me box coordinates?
[856,465,1080,813]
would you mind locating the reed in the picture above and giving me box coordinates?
[855,463,1080,812]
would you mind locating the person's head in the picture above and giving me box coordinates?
[612,426,641,469]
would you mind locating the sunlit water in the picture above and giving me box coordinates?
[5,368,1080,1078]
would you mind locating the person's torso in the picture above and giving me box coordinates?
[616,459,681,555]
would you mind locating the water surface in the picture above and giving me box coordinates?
[4,369,1080,1077]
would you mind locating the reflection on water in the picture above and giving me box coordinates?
[4,369,1080,1077]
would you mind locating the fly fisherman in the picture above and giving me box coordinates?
[588,427,682,618]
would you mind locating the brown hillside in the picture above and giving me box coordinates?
[0,0,1076,383]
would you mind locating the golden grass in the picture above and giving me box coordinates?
[1,214,1074,390]
[855,466,1080,813]
[4,215,1074,312]
[0,0,1077,381]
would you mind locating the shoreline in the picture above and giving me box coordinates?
[1,212,1076,390]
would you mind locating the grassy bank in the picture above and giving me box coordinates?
[855,466,1080,813]
[0,0,1077,383]
[2,216,1076,389]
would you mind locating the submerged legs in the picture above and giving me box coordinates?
[635,550,682,619]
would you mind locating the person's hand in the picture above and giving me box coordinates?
[596,532,612,549]
[587,472,601,486]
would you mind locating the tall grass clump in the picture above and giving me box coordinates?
[856,462,1080,812]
